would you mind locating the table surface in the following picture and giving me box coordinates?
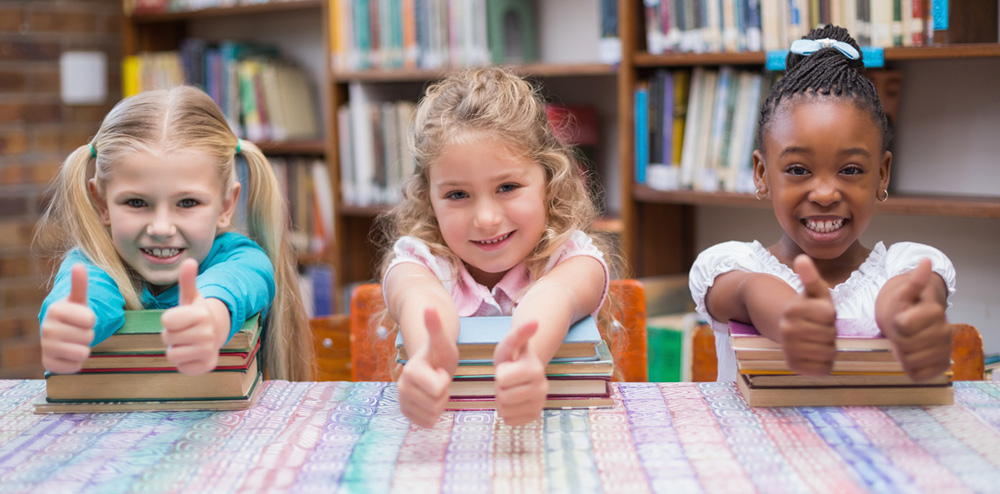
[2,380,999,493]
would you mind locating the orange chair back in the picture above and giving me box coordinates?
[690,322,985,382]
[349,280,649,382]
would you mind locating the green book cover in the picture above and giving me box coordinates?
[91,311,260,355]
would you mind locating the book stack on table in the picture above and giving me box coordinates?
[35,310,264,413]
[396,316,614,410]
[731,319,953,407]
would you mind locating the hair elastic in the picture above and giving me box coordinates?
[236,139,242,154]
[88,143,97,159]
[789,38,860,60]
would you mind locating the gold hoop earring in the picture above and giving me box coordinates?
[876,189,889,202]
[755,188,767,201]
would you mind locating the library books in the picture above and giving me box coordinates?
[35,374,263,414]
[396,315,603,363]
[397,315,614,410]
[730,319,953,407]
[82,340,259,371]
[45,355,260,402]
[92,311,260,354]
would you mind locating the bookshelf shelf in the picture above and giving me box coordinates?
[633,186,1000,219]
[128,0,321,23]
[634,44,1000,68]
[334,62,617,83]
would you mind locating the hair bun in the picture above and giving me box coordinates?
[785,24,865,73]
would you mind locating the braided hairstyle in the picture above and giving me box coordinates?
[757,25,892,153]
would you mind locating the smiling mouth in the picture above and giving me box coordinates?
[143,248,182,258]
[473,232,513,245]
[803,219,847,233]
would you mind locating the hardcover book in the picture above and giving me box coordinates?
[396,315,602,363]
[91,311,260,355]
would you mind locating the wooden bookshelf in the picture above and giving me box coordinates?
[128,0,322,22]
[634,44,1000,67]
[335,62,616,83]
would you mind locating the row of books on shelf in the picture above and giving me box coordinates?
[123,39,320,143]
[730,319,954,407]
[330,0,506,72]
[266,156,335,256]
[395,316,614,410]
[645,0,998,55]
[636,66,773,193]
[37,311,264,413]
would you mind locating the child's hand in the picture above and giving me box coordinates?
[877,259,950,382]
[161,259,227,375]
[493,320,547,426]
[40,264,95,374]
[780,255,838,376]
[397,307,458,428]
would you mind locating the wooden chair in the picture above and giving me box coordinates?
[310,314,352,381]
[690,322,985,382]
[347,279,649,382]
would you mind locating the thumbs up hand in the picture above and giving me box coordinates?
[397,307,459,428]
[876,258,950,382]
[41,264,96,374]
[779,255,838,376]
[493,320,547,426]
[161,258,229,375]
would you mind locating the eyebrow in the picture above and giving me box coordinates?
[778,146,872,158]
[433,171,524,189]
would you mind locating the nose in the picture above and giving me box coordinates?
[146,207,177,237]
[472,198,502,229]
[808,177,842,207]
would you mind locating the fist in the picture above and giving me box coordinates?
[161,258,222,375]
[40,264,95,374]
[780,255,837,376]
[493,320,547,426]
[397,307,458,428]
[878,259,950,382]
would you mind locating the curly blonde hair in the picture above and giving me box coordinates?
[375,67,626,376]
[35,86,313,381]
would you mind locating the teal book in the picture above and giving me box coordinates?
[396,315,602,363]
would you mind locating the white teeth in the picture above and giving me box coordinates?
[145,248,180,258]
[476,232,512,244]
[805,219,844,233]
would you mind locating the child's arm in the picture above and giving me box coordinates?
[40,264,95,374]
[705,255,838,376]
[161,259,231,376]
[875,258,950,382]
[495,255,605,425]
[384,262,460,428]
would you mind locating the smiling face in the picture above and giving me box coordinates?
[91,148,239,292]
[754,98,891,269]
[428,136,548,289]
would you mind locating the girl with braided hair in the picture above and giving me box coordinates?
[689,25,955,383]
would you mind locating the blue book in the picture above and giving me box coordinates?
[634,84,649,184]
[396,316,602,364]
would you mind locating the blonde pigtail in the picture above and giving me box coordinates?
[238,142,313,381]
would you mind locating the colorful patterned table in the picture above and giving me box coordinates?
[2,380,999,493]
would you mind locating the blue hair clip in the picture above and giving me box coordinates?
[88,143,97,159]
[789,38,860,60]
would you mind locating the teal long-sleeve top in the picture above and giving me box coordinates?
[38,232,275,346]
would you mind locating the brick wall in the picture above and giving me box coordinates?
[0,0,121,378]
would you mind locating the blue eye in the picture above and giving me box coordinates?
[498,183,519,193]
[446,191,468,200]
[125,198,146,208]
[178,198,199,208]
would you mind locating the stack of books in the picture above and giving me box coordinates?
[732,320,953,407]
[396,316,614,410]
[35,310,264,413]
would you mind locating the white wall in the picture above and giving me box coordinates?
[693,57,1000,355]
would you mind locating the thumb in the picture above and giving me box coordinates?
[794,254,831,301]
[178,258,200,305]
[494,320,538,365]
[900,258,933,303]
[67,263,89,305]
[423,307,453,369]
